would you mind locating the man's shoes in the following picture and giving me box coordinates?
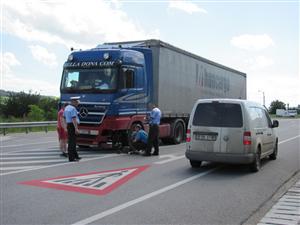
[60,152,68,157]
[69,157,81,162]
[152,152,159,156]
[69,159,76,162]
[142,153,151,156]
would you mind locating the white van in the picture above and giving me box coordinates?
[185,99,279,172]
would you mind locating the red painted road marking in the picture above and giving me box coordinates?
[20,165,149,196]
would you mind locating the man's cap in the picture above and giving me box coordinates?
[70,96,80,101]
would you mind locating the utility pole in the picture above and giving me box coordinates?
[258,90,265,106]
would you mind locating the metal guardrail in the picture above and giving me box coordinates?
[0,121,57,135]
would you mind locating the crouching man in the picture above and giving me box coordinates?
[130,124,148,154]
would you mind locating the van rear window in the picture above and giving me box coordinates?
[192,103,243,127]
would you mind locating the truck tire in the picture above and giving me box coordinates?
[172,120,184,144]
[78,145,90,148]
[127,123,143,151]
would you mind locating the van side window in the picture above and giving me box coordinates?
[263,110,273,127]
[255,108,269,128]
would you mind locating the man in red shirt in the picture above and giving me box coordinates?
[57,103,68,157]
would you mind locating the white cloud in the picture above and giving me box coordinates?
[231,34,275,51]
[2,0,160,49]
[1,52,21,76]
[168,0,207,14]
[4,75,59,96]
[245,55,274,70]
[29,45,58,68]
[1,52,58,95]
[247,73,299,107]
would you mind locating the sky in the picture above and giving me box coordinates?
[1,0,299,108]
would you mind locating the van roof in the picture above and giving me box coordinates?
[195,98,263,108]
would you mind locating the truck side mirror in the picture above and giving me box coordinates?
[272,120,279,128]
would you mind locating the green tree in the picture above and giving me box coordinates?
[27,105,45,121]
[2,91,41,118]
[269,100,286,114]
[38,97,59,120]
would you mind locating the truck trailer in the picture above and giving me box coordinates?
[60,39,247,148]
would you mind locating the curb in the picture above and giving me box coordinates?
[243,170,300,225]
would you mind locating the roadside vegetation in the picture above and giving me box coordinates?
[0,91,59,134]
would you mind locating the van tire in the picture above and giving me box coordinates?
[250,149,261,172]
[190,160,202,168]
[269,140,278,160]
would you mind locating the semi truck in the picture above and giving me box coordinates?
[60,39,247,148]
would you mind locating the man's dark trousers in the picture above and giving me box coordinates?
[67,123,79,161]
[146,124,159,155]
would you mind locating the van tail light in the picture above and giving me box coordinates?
[243,131,251,145]
[186,129,191,142]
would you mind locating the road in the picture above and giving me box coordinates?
[1,119,299,225]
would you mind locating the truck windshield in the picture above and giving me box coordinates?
[61,68,117,92]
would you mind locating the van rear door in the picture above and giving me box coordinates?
[191,102,222,153]
[218,103,244,153]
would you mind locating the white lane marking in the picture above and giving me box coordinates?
[1,147,59,155]
[0,151,103,157]
[0,136,12,141]
[154,154,185,164]
[1,158,69,165]
[72,167,221,225]
[1,141,56,148]
[2,152,58,156]
[0,154,119,176]
[0,166,38,171]
[279,135,300,145]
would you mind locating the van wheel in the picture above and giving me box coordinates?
[269,141,278,160]
[190,160,202,168]
[250,149,261,172]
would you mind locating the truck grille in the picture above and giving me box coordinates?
[78,103,107,125]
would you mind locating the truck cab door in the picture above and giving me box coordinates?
[117,67,146,115]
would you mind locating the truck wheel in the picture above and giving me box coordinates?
[172,121,184,144]
[127,123,142,151]
[250,149,261,172]
[269,140,278,160]
[78,145,90,148]
[190,160,202,168]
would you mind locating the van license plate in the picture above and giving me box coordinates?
[195,134,217,141]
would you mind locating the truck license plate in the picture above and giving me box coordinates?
[79,129,89,134]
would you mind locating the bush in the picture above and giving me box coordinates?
[27,105,45,121]
[2,91,41,118]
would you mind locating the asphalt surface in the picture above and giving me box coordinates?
[1,118,299,225]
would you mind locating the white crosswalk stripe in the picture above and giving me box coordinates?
[0,148,117,175]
